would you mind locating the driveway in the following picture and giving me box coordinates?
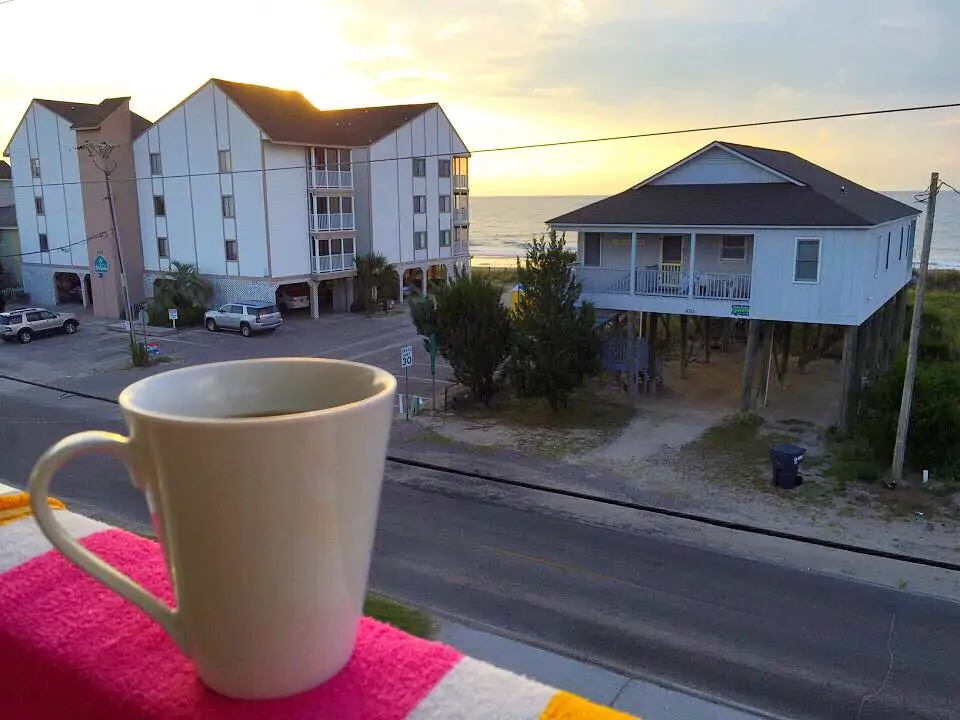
[0,306,454,407]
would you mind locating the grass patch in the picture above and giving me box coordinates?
[408,430,456,445]
[823,435,884,486]
[364,593,434,638]
[684,413,795,489]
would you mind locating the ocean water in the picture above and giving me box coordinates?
[469,191,960,268]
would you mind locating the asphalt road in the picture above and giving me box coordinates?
[2,386,957,719]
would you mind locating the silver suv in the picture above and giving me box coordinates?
[204,302,283,337]
[0,307,80,344]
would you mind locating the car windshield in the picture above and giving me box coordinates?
[255,305,279,315]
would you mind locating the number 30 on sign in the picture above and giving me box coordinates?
[400,345,414,368]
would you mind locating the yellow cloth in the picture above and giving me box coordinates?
[0,492,65,527]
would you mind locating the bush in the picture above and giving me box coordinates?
[146,302,205,327]
[410,268,511,405]
[858,358,960,477]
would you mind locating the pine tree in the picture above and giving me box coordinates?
[510,231,601,411]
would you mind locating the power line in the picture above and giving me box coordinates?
[6,100,960,192]
[0,369,958,572]
[0,231,106,260]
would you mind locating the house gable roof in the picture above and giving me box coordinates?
[212,79,438,147]
[0,160,10,180]
[549,141,920,228]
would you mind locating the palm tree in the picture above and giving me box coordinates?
[152,261,213,310]
[353,252,399,312]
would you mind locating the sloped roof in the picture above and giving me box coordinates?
[34,97,151,136]
[0,160,10,180]
[549,141,920,228]
[213,79,437,147]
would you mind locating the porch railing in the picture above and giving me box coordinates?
[453,208,469,224]
[308,167,353,189]
[312,252,356,274]
[309,212,355,232]
[578,267,751,300]
[693,272,751,300]
[452,240,468,256]
[453,174,468,191]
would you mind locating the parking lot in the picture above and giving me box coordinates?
[0,306,455,410]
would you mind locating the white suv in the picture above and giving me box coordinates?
[0,308,80,344]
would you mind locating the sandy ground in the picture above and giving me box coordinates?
[416,343,960,572]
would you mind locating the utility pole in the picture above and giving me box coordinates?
[890,172,939,488]
[79,141,137,358]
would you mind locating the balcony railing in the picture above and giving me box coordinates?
[309,213,355,232]
[453,208,469,225]
[308,168,353,189]
[578,267,752,300]
[453,174,468,191]
[452,241,468,256]
[312,252,356,274]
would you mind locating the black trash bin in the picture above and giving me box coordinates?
[770,443,805,489]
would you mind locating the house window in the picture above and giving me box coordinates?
[885,232,891,270]
[439,195,451,213]
[34,196,44,215]
[874,235,882,277]
[583,233,602,267]
[222,195,235,218]
[153,195,166,217]
[414,231,427,250]
[30,158,40,179]
[899,227,904,261]
[794,238,820,283]
[438,159,451,178]
[225,240,238,262]
[440,230,451,247]
[218,149,232,173]
[38,233,48,252]
[149,153,162,175]
[157,236,169,259]
[720,235,747,262]
[413,158,426,177]
[413,195,427,214]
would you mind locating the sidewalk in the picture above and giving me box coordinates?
[436,619,776,720]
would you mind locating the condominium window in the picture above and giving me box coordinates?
[440,230,451,247]
[794,238,820,283]
[157,236,169,259]
[30,158,41,179]
[149,153,162,175]
[453,156,468,175]
[414,231,427,250]
[34,196,44,215]
[225,240,239,262]
[439,195,451,213]
[413,158,426,177]
[311,147,350,170]
[222,195,235,219]
[438,159,451,178]
[38,233,48,252]
[413,195,427,214]
[153,195,166,217]
[218,149,232,173]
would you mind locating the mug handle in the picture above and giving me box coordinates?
[28,431,186,650]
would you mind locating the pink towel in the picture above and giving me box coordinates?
[0,529,461,719]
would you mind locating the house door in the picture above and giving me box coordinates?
[660,235,684,288]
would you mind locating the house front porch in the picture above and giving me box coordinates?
[577,231,754,317]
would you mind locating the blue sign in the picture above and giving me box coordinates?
[93,254,109,274]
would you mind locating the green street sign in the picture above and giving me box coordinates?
[429,333,437,376]
[731,304,750,318]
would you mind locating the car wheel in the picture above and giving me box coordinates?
[17,329,32,344]
[240,323,252,338]
[63,320,78,334]
[205,318,218,332]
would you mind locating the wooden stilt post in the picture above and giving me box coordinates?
[648,312,658,393]
[740,320,761,411]
[702,316,712,363]
[755,321,775,407]
[627,312,639,405]
[868,311,882,383]
[679,314,688,379]
[720,318,732,353]
[776,322,793,387]
[838,325,859,433]
[892,287,908,358]
[881,299,895,371]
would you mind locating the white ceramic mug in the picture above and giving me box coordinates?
[28,358,396,699]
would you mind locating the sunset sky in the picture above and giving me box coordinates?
[1,0,957,195]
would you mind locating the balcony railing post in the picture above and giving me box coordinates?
[689,234,697,299]
[629,233,637,295]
